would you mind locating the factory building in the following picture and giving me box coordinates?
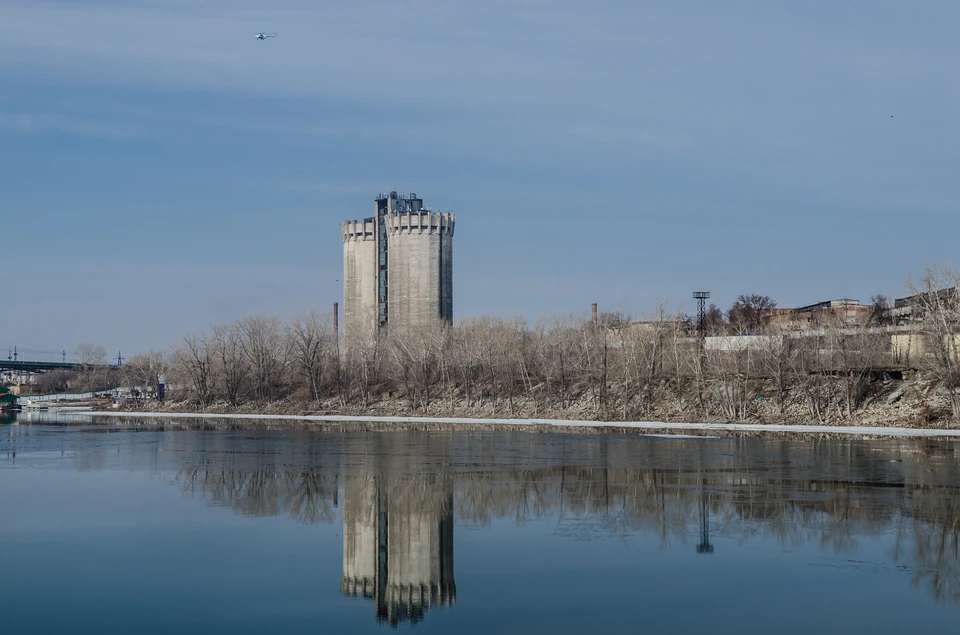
[341,192,455,345]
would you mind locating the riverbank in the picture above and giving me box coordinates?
[81,409,960,439]
[107,371,960,431]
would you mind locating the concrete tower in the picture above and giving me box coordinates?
[341,192,455,345]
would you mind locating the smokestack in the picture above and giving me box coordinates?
[591,303,598,324]
[333,302,339,349]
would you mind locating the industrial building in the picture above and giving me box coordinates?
[341,192,455,345]
[766,299,873,330]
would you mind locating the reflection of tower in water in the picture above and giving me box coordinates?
[341,473,456,627]
[696,473,714,555]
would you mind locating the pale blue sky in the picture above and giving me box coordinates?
[2,0,959,358]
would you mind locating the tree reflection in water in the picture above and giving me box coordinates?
[89,429,960,609]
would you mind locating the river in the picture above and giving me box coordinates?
[2,412,959,633]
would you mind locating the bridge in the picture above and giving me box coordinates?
[0,360,121,373]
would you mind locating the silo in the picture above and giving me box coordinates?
[341,218,378,346]
[341,192,455,346]
[385,210,455,338]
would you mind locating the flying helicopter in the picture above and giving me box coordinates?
[254,32,277,40]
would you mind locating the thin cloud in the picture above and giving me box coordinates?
[276,180,394,195]
[4,1,956,164]
[0,112,139,139]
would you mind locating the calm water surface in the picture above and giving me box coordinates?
[2,413,960,633]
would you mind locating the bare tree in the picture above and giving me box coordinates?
[794,333,834,422]
[580,317,609,414]
[869,294,892,326]
[212,323,248,406]
[826,316,885,418]
[174,333,216,407]
[758,328,799,416]
[288,311,334,403]
[346,331,383,408]
[238,315,289,402]
[549,317,581,411]
[621,302,672,416]
[712,338,758,421]
[451,318,486,409]
[34,369,74,394]
[75,343,108,367]
[488,318,529,415]
[704,303,726,334]
[73,343,110,392]
[123,350,168,398]
[728,295,777,335]
[386,323,445,411]
[906,264,960,417]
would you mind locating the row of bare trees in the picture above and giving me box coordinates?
[168,313,337,408]
[87,264,957,422]
[148,307,899,422]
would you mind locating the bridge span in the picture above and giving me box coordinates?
[0,360,121,373]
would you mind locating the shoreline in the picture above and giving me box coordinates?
[78,410,960,439]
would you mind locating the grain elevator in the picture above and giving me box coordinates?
[340,192,455,344]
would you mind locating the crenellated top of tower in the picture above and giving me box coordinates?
[342,192,454,242]
[384,211,455,237]
[341,218,377,243]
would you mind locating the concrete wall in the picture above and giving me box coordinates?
[385,212,455,338]
[341,219,378,347]
[891,334,924,366]
[891,333,960,365]
[705,335,779,351]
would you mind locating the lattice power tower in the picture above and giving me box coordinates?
[341,192,455,345]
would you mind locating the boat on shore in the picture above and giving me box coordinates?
[0,386,21,412]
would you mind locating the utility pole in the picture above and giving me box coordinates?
[693,291,710,371]
[13,346,17,362]
[333,302,339,353]
[62,350,67,363]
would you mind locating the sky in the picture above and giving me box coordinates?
[2,0,959,359]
